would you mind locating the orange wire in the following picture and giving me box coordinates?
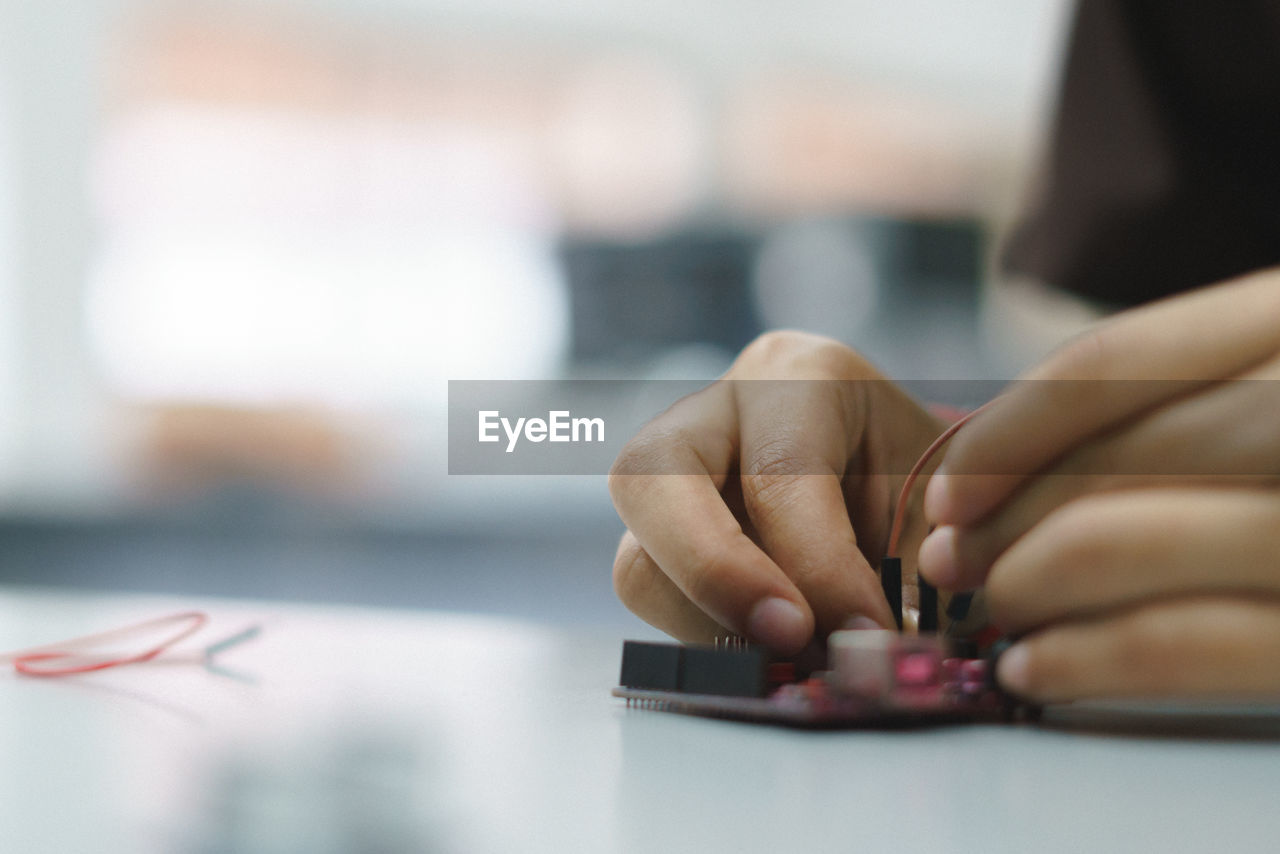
[885,400,995,559]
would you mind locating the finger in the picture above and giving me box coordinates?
[928,270,1280,526]
[612,532,728,643]
[609,382,814,653]
[921,473,1123,593]
[981,489,1280,633]
[996,595,1280,702]
[736,380,898,632]
[921,359,1280,589]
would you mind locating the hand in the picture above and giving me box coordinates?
[920,269,1280,702]
[609,331,946,654]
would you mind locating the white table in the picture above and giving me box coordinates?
[1,585,1278,854]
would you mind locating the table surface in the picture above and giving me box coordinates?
[2,585,1278,854]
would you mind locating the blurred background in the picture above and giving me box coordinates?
[0,0,1073,630]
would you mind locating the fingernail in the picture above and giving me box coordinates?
[923,472,951,522]
[995,642,1031,696]
[842,615,882,631]
[918,526,959,588]
[747,597,809,652]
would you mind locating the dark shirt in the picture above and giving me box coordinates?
[1003,0,1280,307]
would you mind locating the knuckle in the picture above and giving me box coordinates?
[745,440,813,478]
[609,435,662,484]
[740,449,838,536]
[605,462,632,508]
[608,432,682,503]
[736,331,867,379]
[738,330,818,365]
[740,445,812,509]
[609,421,713,491]
[612,536,654,608]
[737,476,792,524]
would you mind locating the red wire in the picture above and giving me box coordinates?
[10,611,209,677]
[885,400,995,559]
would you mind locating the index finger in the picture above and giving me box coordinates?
[608,381,815,653]
[735,379,898,633]
[926,270,1280,527]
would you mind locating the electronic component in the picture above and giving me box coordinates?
[946,591,974,623]
[618,641,682,692]
[880,557,903,630]
[681,646,768,697]
[618,640,771,698]
[614,629,1029,728]
[918,576,938,633]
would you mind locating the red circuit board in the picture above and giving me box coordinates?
[614,630,1023,728]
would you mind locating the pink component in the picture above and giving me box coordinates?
[895,652,939,686]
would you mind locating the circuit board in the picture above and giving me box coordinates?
[614,630,1024,728]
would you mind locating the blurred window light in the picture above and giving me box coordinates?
[0,77,16,487]
[88,103,566,408]
[80,2,1058,406]
[545,55,704,235]
[723,77,1001,217]
[83,11,732,409]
